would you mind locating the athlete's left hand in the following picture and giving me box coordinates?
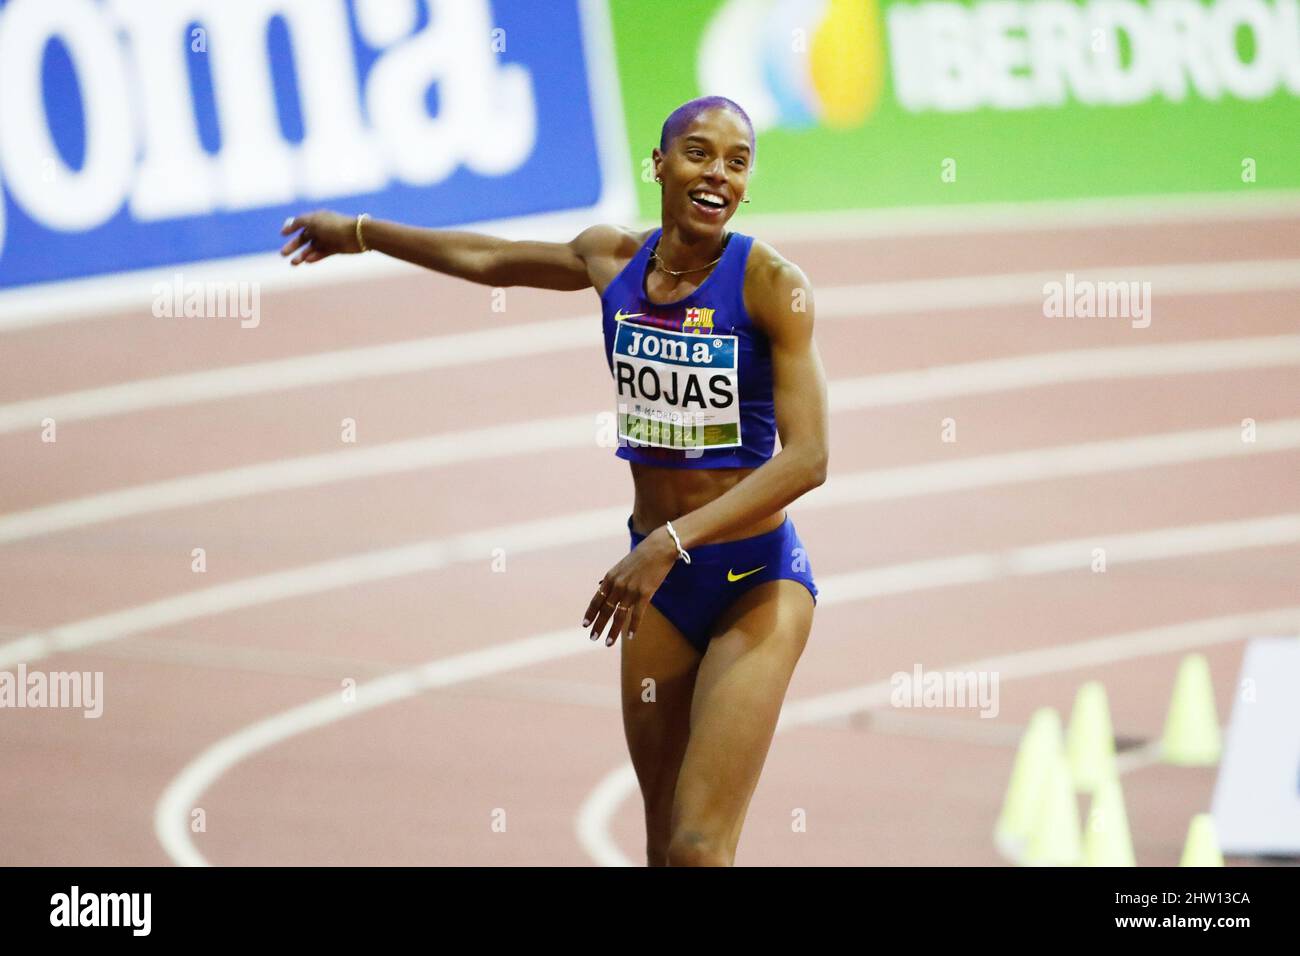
[582,528,678,647]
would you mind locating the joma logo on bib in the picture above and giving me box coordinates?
[613,323,740,450]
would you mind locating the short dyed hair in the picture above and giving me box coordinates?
[658,96,756,163]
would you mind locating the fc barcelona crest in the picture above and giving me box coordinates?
[683,307,715,333]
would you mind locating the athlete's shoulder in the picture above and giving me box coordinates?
[744,236,811,288]
[742,237,814,334]
[571,224,653,295]
[569,223,652,260]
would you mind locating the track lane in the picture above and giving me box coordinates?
[3,215,1297,867]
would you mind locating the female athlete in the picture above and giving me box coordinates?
[279,96,829,867]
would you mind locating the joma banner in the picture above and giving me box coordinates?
[0,0,623,290]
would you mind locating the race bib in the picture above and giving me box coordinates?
[612,321,740,450]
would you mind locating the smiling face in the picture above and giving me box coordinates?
[653,107,754,240]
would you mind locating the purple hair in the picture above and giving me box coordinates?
[659,96,756,161]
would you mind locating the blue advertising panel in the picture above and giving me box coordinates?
[0,0,616,290]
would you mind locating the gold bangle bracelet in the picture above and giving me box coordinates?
[355,212,371,253]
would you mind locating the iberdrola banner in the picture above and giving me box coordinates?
[609,0,1300,215]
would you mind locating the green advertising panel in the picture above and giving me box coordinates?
[609,0,1300,216]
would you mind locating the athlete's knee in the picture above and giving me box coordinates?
[666,828,733,867]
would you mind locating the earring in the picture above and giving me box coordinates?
[740,195,750,204]
[655,177,662,183]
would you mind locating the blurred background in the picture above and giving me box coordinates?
[1,0,1298,867]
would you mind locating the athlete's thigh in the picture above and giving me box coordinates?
[619,601,702,807]
[672,579,814,845]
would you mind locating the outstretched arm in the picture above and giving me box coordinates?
[279,211,623,291]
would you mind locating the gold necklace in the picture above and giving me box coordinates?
[651,233,730,277]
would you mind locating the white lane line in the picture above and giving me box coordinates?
[815,258,1300,318]
[576,606,1300,868]
[0,319,596,435]
[575,765,642,868]
[828,335,1300,408]
[98,631,623,711]
[6,193,1298,334]
[0,506,623,669]
[737,191,1300,240]
[5,336,1299,545]
[0,415,593,544]
[803,418,1300,512]
[4,412,1298,668]
[93,634,397,682]
[848,709,1027,748]
[3,260,1297,435]
[153,537,1300,867]
[5,415,1298,665]
[154,628,588,867]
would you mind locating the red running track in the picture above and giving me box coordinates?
[1,211,1298,866]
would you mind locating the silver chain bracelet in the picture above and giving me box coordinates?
[664,520,692,564]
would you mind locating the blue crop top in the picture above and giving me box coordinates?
[600,228,776,469]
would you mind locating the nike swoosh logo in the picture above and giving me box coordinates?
[727,565,767,582]
[614,310,646,322]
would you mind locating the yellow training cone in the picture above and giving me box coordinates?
[995,708,1064,855]
[1180,813,1225,866]
[1024,748,1083,866]
[1067,681,1118,794]
[1161,654,1221,766]
[1084,776,1136,866]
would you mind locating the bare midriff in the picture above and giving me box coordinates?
[628,461,786,541]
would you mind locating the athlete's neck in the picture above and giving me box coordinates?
[653,223,729,275]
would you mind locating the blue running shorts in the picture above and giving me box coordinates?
[627,513,818,654]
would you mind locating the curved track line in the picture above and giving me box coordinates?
[154,628,587,867]
[4,419,1298,668]
[575,765,641,868]
[153,526,1300,866]
[575,607,1300,867]
[4,261,1297,435]
[5,336,1299,544]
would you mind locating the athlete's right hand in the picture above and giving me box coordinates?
[582,528,678,647]
[279,210,363,266]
